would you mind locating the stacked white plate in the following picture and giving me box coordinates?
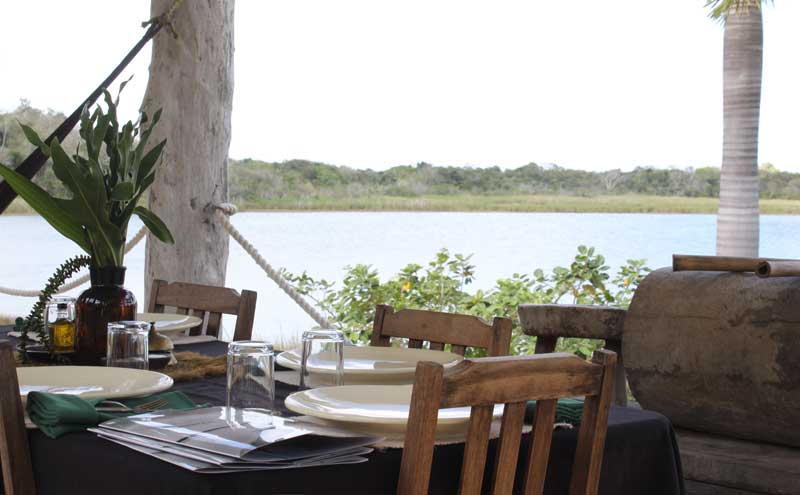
[286,384,504,438]
[280,345,502,438]
[276,345,463,385]
[17,366,174,406]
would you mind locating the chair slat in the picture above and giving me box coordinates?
[458,404,494,495]
[398,351,617,495]
[534,335,558,354]
[233,290,257,341]
[153,282,242,314]
[206,311,223,338]
[147,279,167,312]
[190,309,207,335]
[490,402,527,495]
[569,350,616,495]
[522,399,557,495]
[370,304,513,357]
[149,280,257,343]
[369,304,392,347]
[398,362,444,495]
[443,355,602,407]
[451,344,467,356]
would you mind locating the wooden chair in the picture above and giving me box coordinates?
[0,340,36,495]
[148,279,257,341]
[370,305,513,357]
[398,349,617,495]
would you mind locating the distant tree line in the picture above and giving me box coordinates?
[228,159,800,203]
[3,102,800,204]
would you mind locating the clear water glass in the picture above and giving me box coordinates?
[226,341,275,428]
[300,329,344,389]
[106,321,149,369]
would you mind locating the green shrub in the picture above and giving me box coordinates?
[281,246,650,358]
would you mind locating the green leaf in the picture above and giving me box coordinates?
[91,113,112,161]
[136,139,166,187]
[133,206,174,244]
[18,123,49,155]
[50,140,122,265]
[111,182,134,201]
[0,164,90,253]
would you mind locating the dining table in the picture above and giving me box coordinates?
[9,334,686,495]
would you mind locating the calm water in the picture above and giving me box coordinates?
[2,212,799,342]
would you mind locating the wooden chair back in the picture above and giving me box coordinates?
[0,340,36,495]
[148,279,257,341]
[398,349,617,495]
[370,305,512,357]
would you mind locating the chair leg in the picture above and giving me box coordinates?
[0,341,36,495]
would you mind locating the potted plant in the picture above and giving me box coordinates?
[0,90,174,364]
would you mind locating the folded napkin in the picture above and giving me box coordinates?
[524,398,584,426]
[27,391,199,439]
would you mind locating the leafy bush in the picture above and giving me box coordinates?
[281,246,650,358]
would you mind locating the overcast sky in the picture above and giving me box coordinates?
[2,1,798,172]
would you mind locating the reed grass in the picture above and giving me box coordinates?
[7,194,800,215]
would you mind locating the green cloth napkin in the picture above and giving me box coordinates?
[27,391,199,439]
[524,398,584,425]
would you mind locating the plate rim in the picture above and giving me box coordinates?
[17,365,174,401]
[285,384,500,426]
[276,346,463,376]
[135,312,203,333]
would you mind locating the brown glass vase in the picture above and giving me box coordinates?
[74,266,137,365]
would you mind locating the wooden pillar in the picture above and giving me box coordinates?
[141,0,235,302]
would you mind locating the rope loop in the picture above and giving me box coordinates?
[213,202,238,216]
[142,0,185,39]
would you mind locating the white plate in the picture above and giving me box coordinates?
[285,384,503,437]
[136,313,203,333]
[17,366,174,405]
[277,346,463,385]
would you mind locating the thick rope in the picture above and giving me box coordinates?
[213,204,333,328]
[0,225,147,297]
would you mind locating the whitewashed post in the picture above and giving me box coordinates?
[141,0,235,302]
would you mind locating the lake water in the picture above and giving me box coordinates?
[2,212,799,342]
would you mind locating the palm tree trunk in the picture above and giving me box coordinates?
[716,7,763,257]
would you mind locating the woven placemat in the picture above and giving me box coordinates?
[164,352,226,382]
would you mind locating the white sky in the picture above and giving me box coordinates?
[2,1,798,172]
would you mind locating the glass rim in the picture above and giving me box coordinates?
[46,296,76,305]
[302,329,345,341]
[228,340,273,354]
[108,321,150,333]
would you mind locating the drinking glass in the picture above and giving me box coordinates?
[106,321,149,369]
[44,296,76,354]
[300,329,344,389]
[226,341,275,428]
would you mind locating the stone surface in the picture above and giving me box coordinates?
[518,304,626,339]
[624,268,800,447]
[678,429,800,495]
[142,0,235,303]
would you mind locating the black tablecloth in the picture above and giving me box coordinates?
[22,339,685,495]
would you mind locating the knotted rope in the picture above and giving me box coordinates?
[0,225,147,297]
[213,204,332,328]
